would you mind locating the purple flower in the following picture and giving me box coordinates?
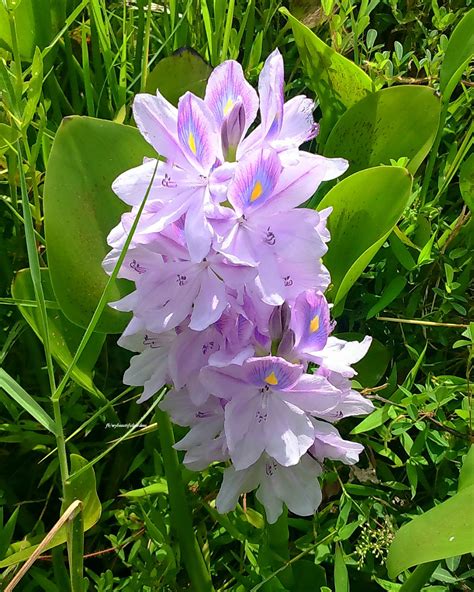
[216,453,322,524]
[105,47,376,525]
[201,356,340,469]
[290,290,373,377]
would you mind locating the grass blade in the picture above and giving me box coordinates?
[0,368,56,434]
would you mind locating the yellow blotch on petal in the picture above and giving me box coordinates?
[250,181,263,202]
[223,97,234,116]
[264,371,278,386]
[309,314,320,333]
[188,132,197,155]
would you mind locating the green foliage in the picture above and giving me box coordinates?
[12,268,105,395]
[282,7,373,142]
[386,448,474,578]
[0,0,472,591]
[0,453,101,568]
[318,166,412,306]
[439,9,474,100]
[145,48,213,105]
[0,0,66,60]
[44,116,156,333]
[324,86,441,176]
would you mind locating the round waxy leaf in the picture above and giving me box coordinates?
[386,486,474,577]
[146,48,212,106]
[44,116,157,333]
[318,166,413,306]
[324,86,441,176]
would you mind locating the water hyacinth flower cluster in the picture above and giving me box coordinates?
[104,49,374,524]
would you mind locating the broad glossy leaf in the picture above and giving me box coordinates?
[324,86,441,176]
[44,116,157,333]
[12,268,105,396]
[439,9,474,99]
[0,0,66,61]
[318,166,412,305]
[458,446,474,491]
[459,153,474,211]
[281,8,373,142]
[386,485,474,577]
[0,454,101,568]
[146,48,212,106]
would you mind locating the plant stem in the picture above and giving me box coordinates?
[264,507,294,589]
[156,408,214,592]
[52,398,70,495]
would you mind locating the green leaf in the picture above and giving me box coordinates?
[11,268,105,396]
[120,480,169,498]
[0,507,19,560]
[324,86,441,176]
[334,543,349,592]
[350,404,395,435]
[318,166,412,305]
[458,447,474,491]
[0,368,56,434]
[281,7,373,142]
[145,48,212,107]
[366,276,407,320]
[22,47,43,128]
[44,116,157,333]
[386,448,474,579]
[0,454,101,568]
[0,0,66,61]
[439,9,474,100]
[290,561,326,591]
[459,152,474,211]
[399,562,439,592]
[0,122,20,155]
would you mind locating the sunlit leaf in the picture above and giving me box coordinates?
[439,9,474,100]
[324,86,441,176]
[386,449,474,578]
[318,166,412,306]
[281,7,373,142]
[0,0,66,61]
[44,116,157,333]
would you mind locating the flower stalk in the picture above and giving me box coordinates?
[156,408,214,592]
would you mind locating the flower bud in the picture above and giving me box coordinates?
[221,100,245,162]
[277,329,296,357]
[268,302,291,341]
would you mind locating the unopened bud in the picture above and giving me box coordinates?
[268,302,291,341]
[221,100,245,162]
[277,329,296,357]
